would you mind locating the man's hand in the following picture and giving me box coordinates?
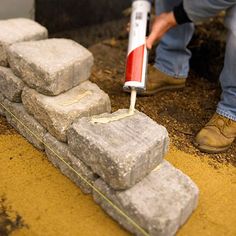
[146,12,177,49]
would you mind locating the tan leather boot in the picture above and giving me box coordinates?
[141,66,186,96]
[194,113,236,153]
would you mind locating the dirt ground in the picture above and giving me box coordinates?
[0,16,236,236]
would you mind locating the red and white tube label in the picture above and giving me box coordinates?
[124,0,151,90]
[126,44,145,83]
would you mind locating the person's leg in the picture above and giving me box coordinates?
[216,33,236,121]
[194,6,236,153]
[217,5,236,121]
[154,0,194,78]
[142,0,195,95]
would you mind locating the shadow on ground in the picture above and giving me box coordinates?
[0,196,28,236]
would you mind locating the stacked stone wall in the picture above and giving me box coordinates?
[0,18,199,236]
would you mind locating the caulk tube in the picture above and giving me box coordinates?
[124,0,151,92]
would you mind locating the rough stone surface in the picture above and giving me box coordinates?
[0,93,5,116]
[22,81,111,142]
[3,99,46,150]
[93,161,199,236]
[0,66,25,102]
[7,38,94,95]
[68,109,169,190]
[0,18,48,66]
[44,133,98,194]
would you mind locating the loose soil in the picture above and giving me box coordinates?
[0,15,235,236]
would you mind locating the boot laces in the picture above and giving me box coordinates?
[209,114,234,135]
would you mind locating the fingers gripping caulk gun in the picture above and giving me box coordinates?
[124,0,151,113]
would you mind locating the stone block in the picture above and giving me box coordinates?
[7,38,94,95]
[0,66,25,102]
[22,81,111,142]
[0,93,5,116]
[3,99,46,150]
[67,109,169,190]
[93,161,199,236]
[0,18,48,66]
[44,133,98,194]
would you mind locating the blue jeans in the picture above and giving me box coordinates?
[155,1,236,121]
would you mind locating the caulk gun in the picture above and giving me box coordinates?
[124,0,151,111]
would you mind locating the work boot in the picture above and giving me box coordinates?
[193,113,236,153]
[141,66,186,96]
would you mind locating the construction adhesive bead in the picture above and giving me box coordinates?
[22,81,111,142]
[68,109,169,190]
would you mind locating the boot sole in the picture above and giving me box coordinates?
[193,141,230,154]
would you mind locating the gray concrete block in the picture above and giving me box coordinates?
[93,161,199,236]
[0,93,5,116]
[44,133,98,194]
[7,38,94,95]
[67,109,169,190]
[0,66,25,102]
[0,18,48,66]
[22,81,111,142]
[3,99,46,150]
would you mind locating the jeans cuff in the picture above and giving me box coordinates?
[216,108,236,122]
[154,63,188,79]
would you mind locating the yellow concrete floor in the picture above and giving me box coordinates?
[0,133,236,236]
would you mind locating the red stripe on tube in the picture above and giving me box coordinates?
[125,44,145,83]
